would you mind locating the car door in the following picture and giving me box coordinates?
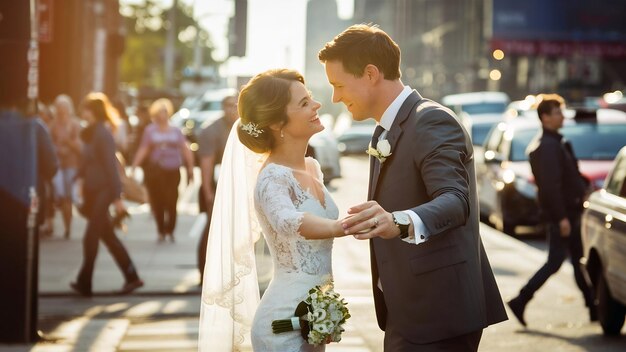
[602,153,626,303]
[477,124,505,217]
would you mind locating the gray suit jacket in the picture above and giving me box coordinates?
[368,91,507,344]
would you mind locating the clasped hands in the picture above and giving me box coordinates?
[341,201,401,240]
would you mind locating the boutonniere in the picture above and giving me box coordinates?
[366,139,392,163]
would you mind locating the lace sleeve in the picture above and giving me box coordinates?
[255,166,305,236]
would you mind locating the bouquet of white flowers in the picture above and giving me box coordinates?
[271,281,351,346]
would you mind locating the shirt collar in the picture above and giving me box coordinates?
[379,86,412,131]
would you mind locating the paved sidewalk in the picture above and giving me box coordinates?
[38,203,203,296]
[0,197,205,352]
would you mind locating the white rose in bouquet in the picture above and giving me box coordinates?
[271,281,351,346]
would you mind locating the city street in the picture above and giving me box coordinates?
[2,155,625,352]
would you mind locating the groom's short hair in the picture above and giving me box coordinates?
[318,23,401,80]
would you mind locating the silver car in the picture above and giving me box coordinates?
[581,146,626,335]
[171,88,239,148]
[309,114,342,184]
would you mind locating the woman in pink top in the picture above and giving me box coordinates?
[131,98,194,242]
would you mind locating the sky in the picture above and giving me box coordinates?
[120,0,354,77]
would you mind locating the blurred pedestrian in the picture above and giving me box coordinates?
[0,105,58,343]
[111,99,130,156]
[50,94,82,239]
[129,105,150,162]
[196,94,238,284]
[38,101,54,126]
[70,92,143,296]
[128,105,154,208]
[507,94,596,326]
[37,102,56,237]
[131,98,194,242]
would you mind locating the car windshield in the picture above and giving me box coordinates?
[180,96,202,110]
[509,123,626,162]
[198,100,222,111]
[472,123,497,146]
[459,102,507,115]
[510,130,538,161]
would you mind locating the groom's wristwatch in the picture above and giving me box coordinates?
[392,211,411,239]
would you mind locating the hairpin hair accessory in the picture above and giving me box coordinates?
[241,122,264,137]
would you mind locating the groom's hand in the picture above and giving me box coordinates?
[342,201,401,240]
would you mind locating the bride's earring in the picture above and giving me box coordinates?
[280,129,284,138]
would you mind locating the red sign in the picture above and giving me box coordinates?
[491,39,626,59]
[38,0,53,43]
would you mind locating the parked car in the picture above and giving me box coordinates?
[477,108,626,235]
[443,91,510,147]
[458,111,504,147]
[442,91,510,116]
[581,146,626,335]
[171,88,239,147]
[608,97,626,113]
[504,97,535,119]
[309,114,341,184]
[335,115,376,155]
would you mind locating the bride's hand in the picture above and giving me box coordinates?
[342,201,399,240]
[324,336,332,344]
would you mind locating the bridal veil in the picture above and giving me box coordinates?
[199,120,266,351]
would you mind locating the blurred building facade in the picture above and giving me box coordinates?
[38,0,124,104]
[350,0,626,102]
[304,0,348,117]
[353,0,486,100]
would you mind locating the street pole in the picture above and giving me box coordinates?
[164,0,177,89]
[193,25,202,73]
[192,0,202,73]
[24,0,39,342]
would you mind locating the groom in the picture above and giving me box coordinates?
[319,24,507,350]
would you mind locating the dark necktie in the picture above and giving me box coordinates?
[368,125,385,198]
[371,125,385,149]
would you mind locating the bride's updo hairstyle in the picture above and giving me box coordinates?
[237,69,305,153]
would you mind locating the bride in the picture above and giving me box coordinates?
[199,69,348,351]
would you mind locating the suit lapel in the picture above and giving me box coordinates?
[370,91,423,198]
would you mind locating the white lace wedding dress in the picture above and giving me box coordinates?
[251,158,338,352]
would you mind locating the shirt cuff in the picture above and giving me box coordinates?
[402,210,429,245]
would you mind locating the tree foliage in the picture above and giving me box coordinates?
[119,0,216,88]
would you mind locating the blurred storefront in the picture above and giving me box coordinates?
[489,0,626,102]
[38,0,124,104]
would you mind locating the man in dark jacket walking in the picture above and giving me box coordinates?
[507,95,595,326]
